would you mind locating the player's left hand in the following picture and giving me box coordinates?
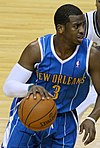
[79,119,96,146]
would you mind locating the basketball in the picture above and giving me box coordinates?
[18,93,57,131]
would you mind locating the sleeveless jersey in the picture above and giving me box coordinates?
[27,34,93,113]
[85,11,100,45]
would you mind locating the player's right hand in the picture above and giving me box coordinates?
[27,85,54,100]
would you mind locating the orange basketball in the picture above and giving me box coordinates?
[18,93,57,131]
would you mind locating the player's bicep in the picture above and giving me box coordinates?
[89,47,100,94]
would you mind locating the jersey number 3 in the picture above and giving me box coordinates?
[52,85,61,99]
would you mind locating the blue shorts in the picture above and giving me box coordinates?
[2,99,78,148]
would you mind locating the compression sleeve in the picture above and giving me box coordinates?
[3,63,33,98]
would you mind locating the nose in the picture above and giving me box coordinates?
[78,24,85,35]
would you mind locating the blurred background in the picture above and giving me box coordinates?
[0,0,99,147]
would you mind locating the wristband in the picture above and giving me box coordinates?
[28,84,34,91]
[86,116,96,124]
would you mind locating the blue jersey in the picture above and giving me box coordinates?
[2,34,93,148]
[27,34,93,113]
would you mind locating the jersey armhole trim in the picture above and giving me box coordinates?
[85,13,89,38]
[38,38,43,62]
[86,40,93,76]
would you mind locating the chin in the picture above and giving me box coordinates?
[77,39,83,44]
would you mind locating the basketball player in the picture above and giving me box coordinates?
[1,4,100,148]
[76,0,100,119]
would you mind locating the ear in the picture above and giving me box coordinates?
[56,24,65,34]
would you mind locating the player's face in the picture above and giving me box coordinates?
[96,0,100,11]
[64,14,85,45]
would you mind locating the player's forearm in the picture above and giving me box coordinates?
[3,80,32,97]
[88,95,100,122]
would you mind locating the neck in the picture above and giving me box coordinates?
[97,11,100,30]
[53,35,76,60]
[97,11,100,19]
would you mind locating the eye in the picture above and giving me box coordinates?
[72,22,85,30]
[72,24,79,29]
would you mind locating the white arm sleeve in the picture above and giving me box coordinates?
[3,63,33,98]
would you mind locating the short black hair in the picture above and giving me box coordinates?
[54,4,83,28]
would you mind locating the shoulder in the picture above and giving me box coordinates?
[18,39,41,70]
[23,39,41,62]
[26,39,39,52]
[18,34,53,70]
